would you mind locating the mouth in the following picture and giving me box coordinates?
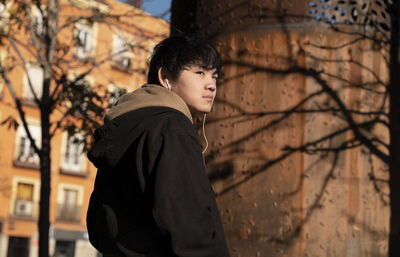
[203,96,214,101]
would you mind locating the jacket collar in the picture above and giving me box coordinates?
[104,84,193,123]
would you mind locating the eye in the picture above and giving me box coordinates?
[212,75,218,80]
[195,71,205,75]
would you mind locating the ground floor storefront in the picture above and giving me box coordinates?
[0,228,98,257]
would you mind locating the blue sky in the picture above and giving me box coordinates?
[142,0,172,21]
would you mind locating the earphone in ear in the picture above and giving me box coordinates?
[165,79,171,91]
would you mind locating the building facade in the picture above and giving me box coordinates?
[0,1,168,257]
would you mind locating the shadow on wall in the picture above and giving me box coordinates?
[183,0,392,256]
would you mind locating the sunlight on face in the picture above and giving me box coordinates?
[170,65,218,114]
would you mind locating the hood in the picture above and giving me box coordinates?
[88,84,192,168]
[105,84,192,123]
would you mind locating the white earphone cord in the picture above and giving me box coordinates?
[202,113,208,154]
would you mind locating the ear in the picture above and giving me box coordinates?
[158,68,169,89]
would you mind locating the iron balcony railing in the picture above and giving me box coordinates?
[56,204,81,222]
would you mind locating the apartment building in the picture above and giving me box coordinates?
[0,0,168,256]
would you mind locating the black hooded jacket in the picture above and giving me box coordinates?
[86,84,230,257]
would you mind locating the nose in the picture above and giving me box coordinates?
[206,76,216,92]
[207,83,216,92]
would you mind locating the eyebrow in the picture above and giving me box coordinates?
[184,65,218,75]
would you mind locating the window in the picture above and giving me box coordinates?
[0,4,5,17]
[0,3,6,30]
[14,183,34,217]
[23,65,43,102]
[14,124,41,168]
[0,2,11,33]
[65,74,95,117]
[67,76,93,116]
[74,23,93,60]
[11,177,39,218]
[108,84,127,107]
[32,8,44,38]
[57,184,83,222]
[61,134,85,173]
[112,34,133,71]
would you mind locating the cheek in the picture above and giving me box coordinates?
[181,91,196,106]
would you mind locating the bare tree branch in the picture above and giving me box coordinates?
[8,37,41,105]
[0,68,40,155]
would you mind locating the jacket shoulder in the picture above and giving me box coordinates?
[121,106,195,135]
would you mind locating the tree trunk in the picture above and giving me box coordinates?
[38,142,50,257]
[38,124,50,257]
[38,75,51,257]
[38,1,59,255]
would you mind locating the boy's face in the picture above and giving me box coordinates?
[170,65,218,114]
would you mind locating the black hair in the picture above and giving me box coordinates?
[147,33,222,85]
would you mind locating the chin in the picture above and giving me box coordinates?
[201,107,212,113]
[194,110,210,115]
[190,105,213,114]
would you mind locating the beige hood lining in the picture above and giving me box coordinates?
[105,84,193,123]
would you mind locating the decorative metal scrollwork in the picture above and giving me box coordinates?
[308,0,392,32]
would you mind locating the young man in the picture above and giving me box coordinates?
[86,34,231,257]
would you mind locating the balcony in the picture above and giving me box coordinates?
[13,155,40,170]
[60,162,88,177]
[56,204,81,222]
